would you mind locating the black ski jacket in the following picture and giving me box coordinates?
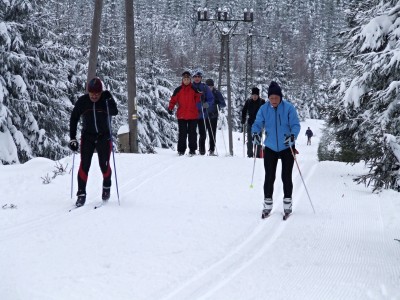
[70,90,118,140]
[241,98,266,125]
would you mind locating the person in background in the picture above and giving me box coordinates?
[306,127,313,145]
[241,87,265,158]
[252,81,301,217]
[168,71,201,156]
[69,77,118,207]
[205,78,226,156]
[192,71,214,155]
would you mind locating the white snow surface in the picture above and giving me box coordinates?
[1,119,399,300]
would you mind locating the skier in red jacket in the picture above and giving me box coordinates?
[168,71,201,156]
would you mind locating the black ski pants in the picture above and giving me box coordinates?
[78,133,112,194]
[197,118,207,154]
[263,147,294,199]
[205,117,218,152]
[177,119,197,154]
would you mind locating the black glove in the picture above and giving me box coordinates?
[168,109,173,115]
[284,134,295,146]
[252,133,261,145]
[69,139,79,152]
[202,102,209,109]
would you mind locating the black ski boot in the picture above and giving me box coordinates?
[75,192,86,207]
[102,187,111,201]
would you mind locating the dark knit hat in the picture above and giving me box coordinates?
[268,81,282,98]
[88,77,103,93]
[182,71,191,77]
[251,87,260,95]
[206,79,214,86]
[193,71,203,77]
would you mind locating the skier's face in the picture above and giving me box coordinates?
[89,92,101,102]
[182,76,191,85]
[269,94,281,107]
[193,75,202,84]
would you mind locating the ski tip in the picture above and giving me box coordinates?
[250,184,253,189]
[261,212,271,219]
[282,213,292,221]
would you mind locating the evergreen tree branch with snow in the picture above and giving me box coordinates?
[324,0,400,191]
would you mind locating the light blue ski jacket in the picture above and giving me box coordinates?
[251,99,301,152]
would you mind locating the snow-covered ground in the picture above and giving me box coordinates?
[1,119,399,300]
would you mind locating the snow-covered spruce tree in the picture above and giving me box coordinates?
[325,0,400,191]
[136,60,177,153]
[0,0,75,164]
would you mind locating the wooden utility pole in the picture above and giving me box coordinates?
[87,0,103,90]
[125,0,138,153]
[198,8,254,156]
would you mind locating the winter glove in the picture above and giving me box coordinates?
[168,109,173,115]
[69,139,79,152]
[202,102,209,109]
[284,134,295,147]
[252,133,261,145]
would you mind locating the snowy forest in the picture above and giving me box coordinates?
[0,0,399,192]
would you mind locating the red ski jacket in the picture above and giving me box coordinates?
[168,82,201,120]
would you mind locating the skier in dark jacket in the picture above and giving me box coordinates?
[305,127,313,145]
[205,78,226,156]
[252,81,300,217]
[192,71,214,155]
[241,87,265,158]
[69,77,118,207]
[168,71,202,156]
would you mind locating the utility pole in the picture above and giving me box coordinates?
[125,0,138,153]
[233,30,269,105]
[198,7,254,156]
[87,0,103,91]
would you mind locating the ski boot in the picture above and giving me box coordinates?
[262,198,273,219]
[75,192,86,207]
[102,187,111,201]
[209,150,217,156]
[283,198,292,219]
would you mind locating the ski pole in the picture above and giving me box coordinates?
[71,152,75,199]
[106,99,120,205]
[199,103,209,154]
[217,106,228,156]
[249,143,257,188]
[289,141,315,213]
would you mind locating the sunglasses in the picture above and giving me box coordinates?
[193,75,201,78]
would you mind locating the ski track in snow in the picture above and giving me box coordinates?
[160,148,318,300]
[0,155,184,242]
[2,119,400,300]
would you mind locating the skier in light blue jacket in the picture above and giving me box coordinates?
[251,81,301,217]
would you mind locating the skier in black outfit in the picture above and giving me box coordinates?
[69,77,118,207]
[241,87,265,158]
[305,127,313,145]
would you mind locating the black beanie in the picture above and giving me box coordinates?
[206,79,214,86]
[268,81,282,98]
[88,77,103,93]
[251,87,260,95]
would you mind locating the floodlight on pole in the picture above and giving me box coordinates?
[197,7,254,156]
